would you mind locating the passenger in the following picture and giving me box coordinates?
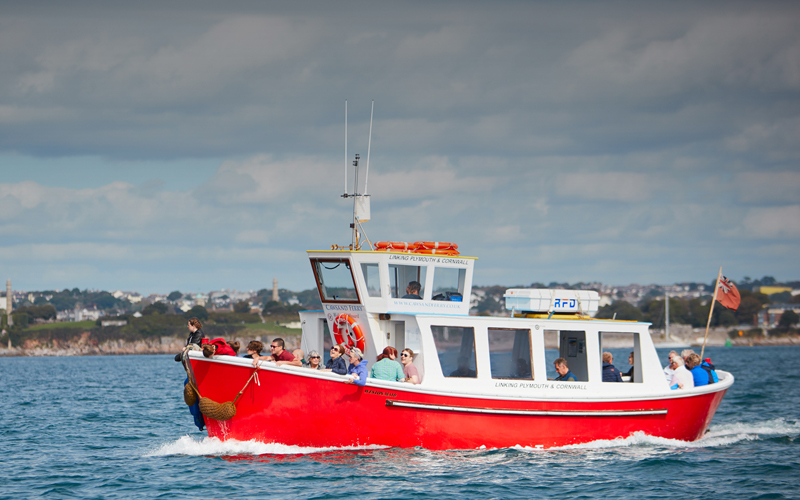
[243,340,263,359]
[174,317,205,362]
[602,352,623,382]
[669,356,694,390]
[202,338,236,357]
[553,357,576,381]
[400,349,420,384]
[345,347,368,386]
[515,357,532,378]
[253,338,300,367]
[623,352,635,382]
[402,281,422,299]
[663,350,678,382]
[325,344,348,375]
[686,353,709,387]
[370,347,405,381]
[306,350,323,370]
[449,356,477,377]
[700,358,719,383]
[229,340,241,356]
[681,349,696,360]
[293,349,306,367]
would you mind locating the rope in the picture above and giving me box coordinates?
[181,350,260,422]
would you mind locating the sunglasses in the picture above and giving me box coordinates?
[400,353,410,357]
[271,345,279,348]
[310,356,320,359]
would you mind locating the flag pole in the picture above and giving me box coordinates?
[701,267,723,360]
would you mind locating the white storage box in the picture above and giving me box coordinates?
[504,289,600,315]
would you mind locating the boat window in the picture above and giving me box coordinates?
[432,326,477,378]
[431,267,466,301]
[544,330,588,382]
[599,332,641,383]
[361,263,382,297]
[311,259,360,304]
[389,264,426,299]
[488,328,533,380]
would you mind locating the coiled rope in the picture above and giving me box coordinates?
[181,349,259,422]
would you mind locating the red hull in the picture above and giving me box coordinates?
[191,359,728,450]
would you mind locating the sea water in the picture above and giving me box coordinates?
[1,346,798,499]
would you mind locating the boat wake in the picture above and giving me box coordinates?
[514,418,800,452]
[145,435,388,457]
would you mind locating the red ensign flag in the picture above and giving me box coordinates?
[716,276,741,310]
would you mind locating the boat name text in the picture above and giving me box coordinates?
[494,381,588,390]
[388,255,468,265]
[324,305,364,311]
[365,389,398,397]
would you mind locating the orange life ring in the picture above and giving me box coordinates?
[414,241,458,250]
[332,313,367,352]
[414,248,460,256]
[374,241,419,252]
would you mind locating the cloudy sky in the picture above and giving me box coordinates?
[1,1,799,295]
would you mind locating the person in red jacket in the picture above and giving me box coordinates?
[202,338,236,357]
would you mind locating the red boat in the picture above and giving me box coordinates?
[187,114,731,449]
[187,243,731,449]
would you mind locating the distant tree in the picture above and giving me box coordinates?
[89,292,119,310]
[262,300,286,314]
[779,310,799,328]
[49,294,77,311]
[233,301,252,314]
[142,302,168,315]
[33,296,48,305]
[476,296,502,314]
[167,291,183,302]
[718,309,738,327]
[184,305,208,321]
[735,291,769,325]
[595,301,643,321]
[770,291,792,304]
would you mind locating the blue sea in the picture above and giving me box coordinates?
[1,346,799,499]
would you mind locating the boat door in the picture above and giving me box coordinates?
[390,321,406,352]
[560,330,588,381]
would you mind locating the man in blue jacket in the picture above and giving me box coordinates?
[602,352,623,382]
[345,347,369,386]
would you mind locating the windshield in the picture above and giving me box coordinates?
[312,259,360,303]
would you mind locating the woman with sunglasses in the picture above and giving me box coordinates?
[306,350,323,370]
[325,344,348,375]
[400,348,420,384]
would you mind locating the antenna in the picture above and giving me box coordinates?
[364,100,373,195]
[344,100,348,195]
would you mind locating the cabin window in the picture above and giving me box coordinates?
[432,326,477,378]
[361,263,382,297]
[599,332,641,383]
[431,267,466,301]
[544,330,588,382]
[488,328,533,380]
[390,264,426,299]
[311,259,360,303]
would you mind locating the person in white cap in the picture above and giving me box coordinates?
[345,347,368,386]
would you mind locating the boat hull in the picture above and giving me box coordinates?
[191,358,729,450]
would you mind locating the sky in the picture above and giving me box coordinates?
[1,0,799,295]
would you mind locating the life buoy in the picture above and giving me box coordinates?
[414,248,460,256]
[414,241,458,250]
[374,241,418,251]
[332,313,367,352]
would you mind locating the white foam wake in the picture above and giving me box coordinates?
[145,435,388,457]
[512,418,800,452]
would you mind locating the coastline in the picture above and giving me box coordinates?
[0,327,794,357]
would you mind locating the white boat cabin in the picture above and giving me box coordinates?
[299,248,675,399]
